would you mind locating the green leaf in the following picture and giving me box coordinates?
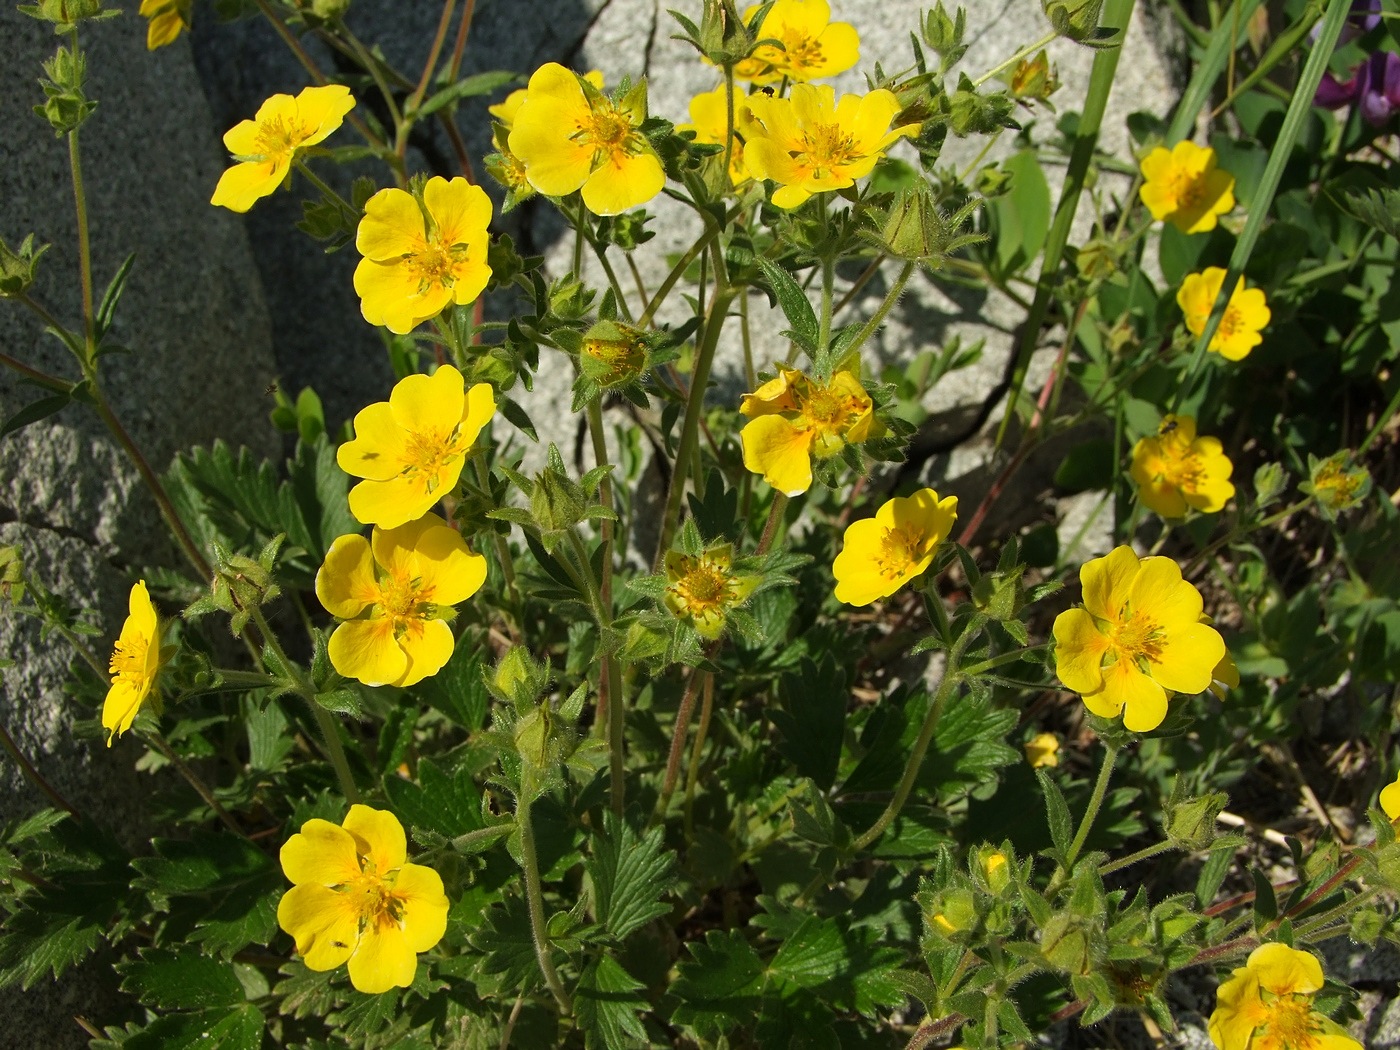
[0,911,103,990]
[189,881,280,960]
[246,697,293,772]
[768,915,844,989]
[95,251,136,339]
[987,149,1050,275]
[118,949,245,1011]
[1053,437,1115,493]
[285,434,357,559]
[576,953,649,1050]
[132,830,274,897]
[382,758,486,840]
[1343,187,1400,241]
[670,929,765,1038]
[416,70,520,118]
[0,393,70,440]
[472,894,542,992]
[771,656,847,790]
[586,815,675,942]
[1038,768,1073,864]
[755,256,819,354]
[417,641,488,731]
[123,1004,264,1050]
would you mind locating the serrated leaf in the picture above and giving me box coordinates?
[0,910,104,990]
[123,1004,264,1050]
[1038,768,1073,864]
[576,954,648,1050]
[383,759,485,840]
[273,962,341,1021]
[755,256,818,353]
[769,915,844,989]
[417,642,488,731]
[189,882,280,960]
[771,656,847,790]
[118,949,245,1010]
[586,815,675,942]
[471,894,543,992]
[132,830,274,896]
[670,929,765,1037]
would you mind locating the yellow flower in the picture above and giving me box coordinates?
[102,581,165,746]
[832,488,958,606]
[1130,414,1235,518]
[740,366,879,495]
[316,513,486,688]
[1208,943,1362,1050]
[663,544,759,639]
[489,71,603,130]
[1053,546,1225,733]
[337,365,495,528]
[353,177,493,335]
[1177,268,1271,361]
[508,63,665,216]
[1380,772,1400,821]
[742,84,918,209]
[1138,140,1235,234]
[1025,732,1060,769]
[678,84,751,187]
[277,805,449,995]
[139,0,191,49]
[211,84,356,213]
[1207,631,1239,701]
[735,0,860,84]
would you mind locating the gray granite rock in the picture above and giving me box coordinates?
[1,10,276,1046]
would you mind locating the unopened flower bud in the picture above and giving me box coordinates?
[580,320,648,388]
[1040,912,1095,974]
[1043,0,1106,43]
[978,847,1010,893]
[1163,789,1227,851]
[921,1,967,66]
[1009,50,1058,100]
[0,234,48,298]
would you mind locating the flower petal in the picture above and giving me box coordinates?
[1080,545,1140,621]
[1105,660,1168,732]
[1149,621,1224,695]
[277,883,359,971]
[581,149,666,216]
[343,804,407,875]
[393,863,450,952]
[338,401,409,482]
[328,617,408,687]
[741,415,816,495]
[347,923,418,994]
[424,177,491,244]
[356,187,426,261]
[1052,609,1109,694]
[316,533,378,619]
[280,818,362,887]
[210,159,286,213]
[1247,942,1324,996]
[393,618,458,688]
[389,366,465,437]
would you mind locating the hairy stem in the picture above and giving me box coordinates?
[517,766,572,1014]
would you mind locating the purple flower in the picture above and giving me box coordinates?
[1316,51,1400,126]
[1313,0,1382,45]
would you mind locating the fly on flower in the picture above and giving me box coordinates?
[277,805,449,994]
[508,64,665,216]
[1130,414,1235,518]
[211,84,356,213]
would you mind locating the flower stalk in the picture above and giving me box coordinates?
[516,764,572,1014]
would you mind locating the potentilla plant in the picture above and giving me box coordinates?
[1,0,1398,1047]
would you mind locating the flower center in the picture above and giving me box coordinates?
[582,101,636,156]
[345,869,404,934]
[252,115,308,160]
[876,525,924,578]
[799,121,858,177]
[800,384,856,430]
[1217,303,1243,340]
[401,426,464,493]
[406,240,464,291]
[1260,998,1323,1050]
[1168,168,1206,212]
[109,635,150,680]
[778,30,825,72]
[676,564,730,609]
[1108,605,1163,665]
[377,569,432,630]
